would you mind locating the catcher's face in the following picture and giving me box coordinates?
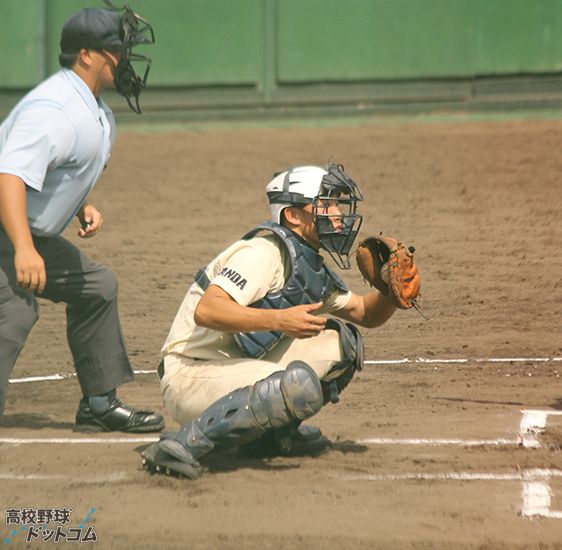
[286,202,343,249]
[313,190,363,269]
[315,199,344,229]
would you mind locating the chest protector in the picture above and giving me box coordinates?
[195,221,348,359]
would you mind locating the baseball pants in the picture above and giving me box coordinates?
[0,229,134,415]
[160,329,343,425]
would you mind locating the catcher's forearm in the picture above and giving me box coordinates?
[194,291,280,333]
[361,291,397,328]
[335,291,396,329]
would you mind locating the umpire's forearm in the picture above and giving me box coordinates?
[0,174,35,249]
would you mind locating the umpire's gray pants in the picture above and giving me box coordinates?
[0,229,134,415]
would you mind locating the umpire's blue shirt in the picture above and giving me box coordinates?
[0,68,115,237]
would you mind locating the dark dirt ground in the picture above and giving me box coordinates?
[1,117,562,549]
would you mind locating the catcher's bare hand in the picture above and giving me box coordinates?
[276,302,326,338]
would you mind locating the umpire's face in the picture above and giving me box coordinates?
[98,50,121,87]
[86,49,121,93]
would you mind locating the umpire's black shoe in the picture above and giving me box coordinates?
[74,400,165,433]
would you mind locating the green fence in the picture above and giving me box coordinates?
[1,0,562,118]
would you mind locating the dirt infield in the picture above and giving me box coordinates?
[1,117,562,549]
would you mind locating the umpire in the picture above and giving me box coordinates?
[0,5,164,433]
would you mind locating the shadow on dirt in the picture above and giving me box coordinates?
[331,440,369,454]
[134,443,301,476]
[549,398,562,410]
[135,440,369,480]
[134,438,369,478]
[0,413,74,430]
[431,396,525,406]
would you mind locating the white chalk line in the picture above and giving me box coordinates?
[338,468,562,519]
[360,408,562,449]
[339,468,562,482]
[1,436,519,447]
[366,356,561,365]
[521,480,562,519]
[358,437,519,446]
[519,409,562,449]
[0,436,158,445]
[1,408,558,448]
[3,410,562,519]
[8,369,157,384]
[0,472,130,483]
[2,408,560,519]
[8,356,561,384]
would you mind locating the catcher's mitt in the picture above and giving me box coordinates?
[355,234,421,309]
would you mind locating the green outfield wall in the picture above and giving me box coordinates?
[1,0,562,119]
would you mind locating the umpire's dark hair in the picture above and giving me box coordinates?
[59,51,80,69]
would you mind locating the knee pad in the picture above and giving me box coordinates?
[280,361,324,421]
[250,362,323,429]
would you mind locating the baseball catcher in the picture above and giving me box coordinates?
[142,164,422,478]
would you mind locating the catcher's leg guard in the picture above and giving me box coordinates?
[321,319,364,404]
[143,361,324,477]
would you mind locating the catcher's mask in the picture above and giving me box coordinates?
[105,1,155,114]
[266,164,363,269]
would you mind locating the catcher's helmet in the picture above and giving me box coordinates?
[266,164,363,269]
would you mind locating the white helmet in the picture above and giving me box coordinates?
[265,165,327,224]
[265,164,363,269]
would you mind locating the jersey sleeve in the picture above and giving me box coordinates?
[210,237,284,306]
[0,105,76,191]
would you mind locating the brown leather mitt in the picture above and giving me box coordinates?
[355,235,421,309]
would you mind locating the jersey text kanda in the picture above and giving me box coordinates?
[217,267,247,290]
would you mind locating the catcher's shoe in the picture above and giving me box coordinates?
[74,400,165,433]
[141,441,202,479]
[238,424,331,458]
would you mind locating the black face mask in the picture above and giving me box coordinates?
[105,2,155,114]
[312,164,364,270]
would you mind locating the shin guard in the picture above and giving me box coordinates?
[157,361,324,468]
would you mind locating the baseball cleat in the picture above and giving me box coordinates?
[141,442,202,479]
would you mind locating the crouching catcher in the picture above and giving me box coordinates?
[142,164,420,478]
